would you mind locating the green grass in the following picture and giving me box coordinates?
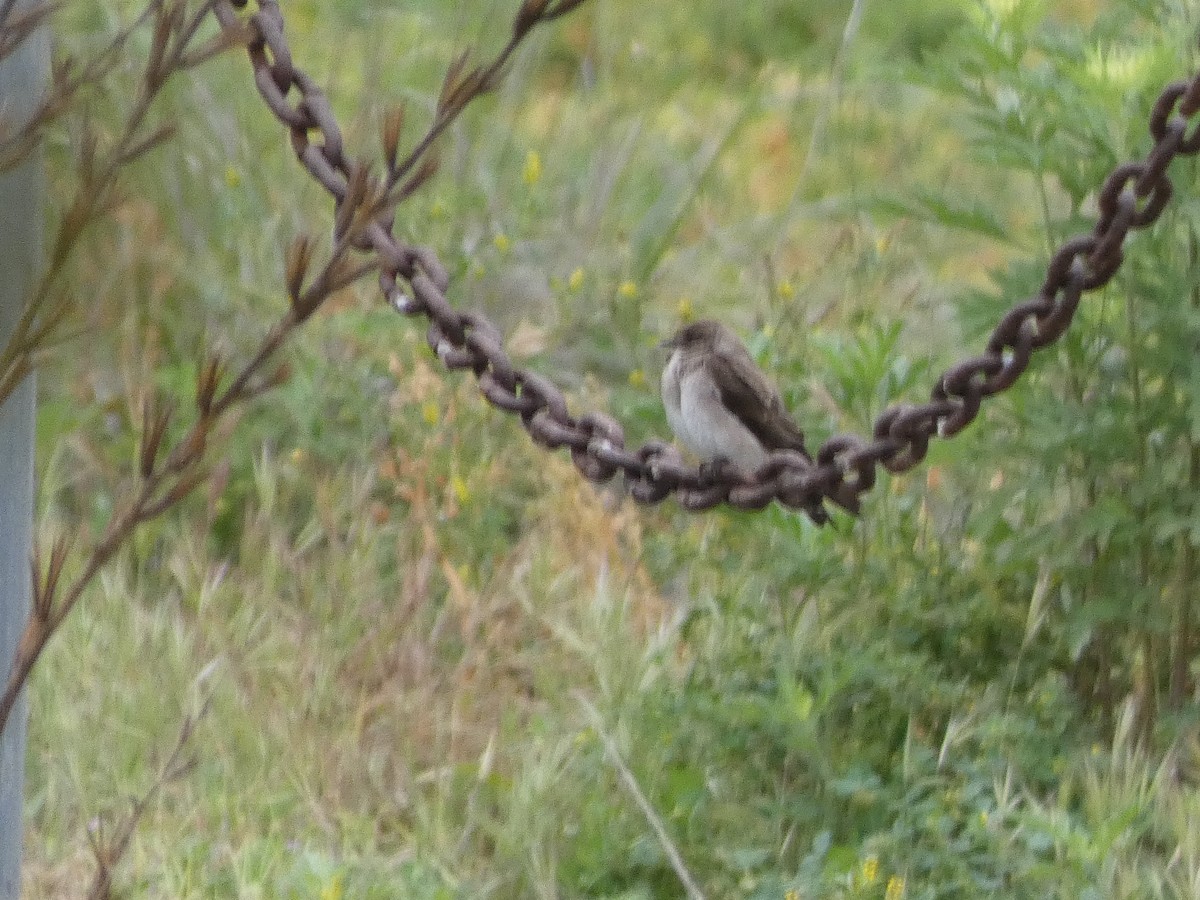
[19,0,1200,897]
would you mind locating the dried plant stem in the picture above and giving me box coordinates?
[0,0,53,67]
[0,301,299,732]
[383,0,589,193]
[575,692,707,900]
[0,0,227,409]
[0,0,597,737]
[85,691,213,899]
[787,0,867,210]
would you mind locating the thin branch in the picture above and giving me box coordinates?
[0,0,57,65]
[0,0,161,166]
[383,0,595,195]
[0,0,226,408]
[786,0,867,211]
[0,0,596,734]
[575,692,707,900]
[85,689,213,899]
[0,237,346,733]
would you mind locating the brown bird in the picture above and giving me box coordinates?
[661,319,827,521]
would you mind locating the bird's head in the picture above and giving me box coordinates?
[660,319,731,352]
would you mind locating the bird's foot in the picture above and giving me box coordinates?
[697,457,744,485]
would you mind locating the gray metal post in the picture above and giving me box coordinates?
[0,1,49,896]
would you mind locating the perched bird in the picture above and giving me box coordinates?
[661,319,827,521]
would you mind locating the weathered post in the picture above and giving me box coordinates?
[0,1,49,895]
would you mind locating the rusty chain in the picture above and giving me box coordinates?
[213,0,1200,520]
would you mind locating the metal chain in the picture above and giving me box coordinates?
[213,0,1200,519]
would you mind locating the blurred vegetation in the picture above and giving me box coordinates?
[17,0,1200,897]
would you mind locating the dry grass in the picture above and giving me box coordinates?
[15,0,1200,896]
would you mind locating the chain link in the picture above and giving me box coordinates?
[214,0,1200,519]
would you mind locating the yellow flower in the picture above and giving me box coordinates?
[777,279,795,300]
[320,875,344,900]
[523,149,542,186]
[290,448,306,465]
[618,280,638,298]
[628,368,646,388]
[493,233,510,253]
[784,890,801,900]
[224,165,241,188]
[885,875,906,900]
[861,856,879,885]
[451,474,471,504]
[430,197,446,219]
[421,401,440,426]
[568,267,585,291]
[676,296,695,322]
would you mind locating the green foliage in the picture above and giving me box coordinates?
[22,0,1200,897]
[931,0,1200,740]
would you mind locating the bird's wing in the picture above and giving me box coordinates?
[706,347,811,458]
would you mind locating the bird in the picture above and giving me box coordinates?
[660,318,828,522]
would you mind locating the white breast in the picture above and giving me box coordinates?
[671,359,769,473]
[661,351,689,447]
